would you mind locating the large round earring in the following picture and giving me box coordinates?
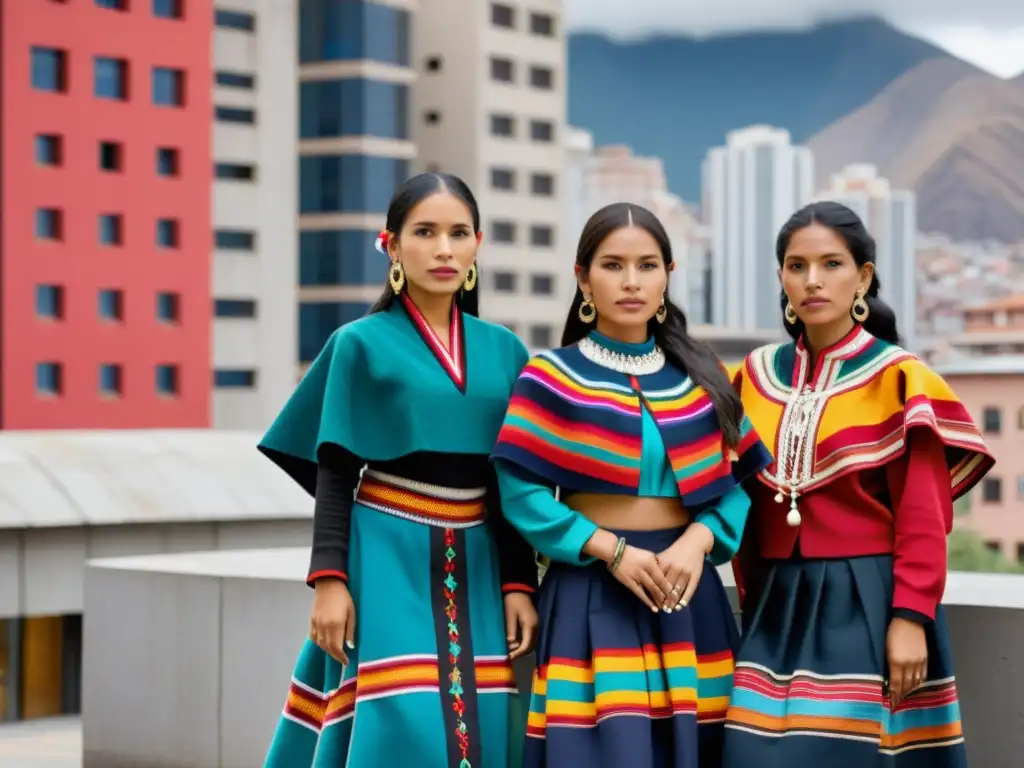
[389,261,405,295]
[784,301,798,325]
[578,296,596,323]
[462,262,477,291]
[655,297,668,324]
[851,289,869,322]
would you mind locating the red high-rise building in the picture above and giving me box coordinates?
[1,0,212,429]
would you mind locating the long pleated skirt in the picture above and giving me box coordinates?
[722,555,967,768]
[263,471,526,768]
[525,526,741,768]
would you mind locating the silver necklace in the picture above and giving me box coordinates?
[578,335,666,375]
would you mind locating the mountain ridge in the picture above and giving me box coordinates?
[808,59,1024,241]
[567,18,958,201]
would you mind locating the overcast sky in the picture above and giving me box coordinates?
[564,0,1024,78]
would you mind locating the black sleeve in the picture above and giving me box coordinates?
[307,448,364,587]
[486,469,539,596]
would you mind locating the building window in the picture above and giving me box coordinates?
[425,56,442,72]
[156,147,179,176]
[97,289,124,320]
[214,163,255,181]
[300,156,410,214]
[99,364,123,396]
[529,325,553,349]
[300,80,409,140]
[35,134,63,166]
[214,299,257,318]
[491,168,515,191]
[530,120,554,142]
[530,225,554,247]
[99,141,123,172]
[155,364,179,395]
[98,214,123,245]
[299,302,371,362]
[531,173,555,196]
[530,12,555,36]
[982,406,1001,434]
[36,208,63,240]
[31,47,67,92]
[153,0,182,19]
[156,291,180,321]
[35,285,64,319]
[491,222,516,244]
[215,230,256,250]
[214,369,256,388]
[95,57,128,100]
[156,218,179,248]
[494,272,517,293]
[490,114,515,137]
[214,71,255,89]
[36,362,63,396]
[299,0,410,66]
[153,67,184,106]
[490,57,514,83]
[531,274,554,295]
[299,230,388,287]
[215,9,256,30]
[982,477,1002,503]
[96,0,127,10]
[491,3,515,28]
[215,106,255,124]
[530,66,554,90]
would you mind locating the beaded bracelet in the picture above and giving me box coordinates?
[607,536,627,572]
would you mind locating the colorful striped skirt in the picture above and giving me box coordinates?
[723,555,966,768]
[263,470,527,768]
[526,525,740,768]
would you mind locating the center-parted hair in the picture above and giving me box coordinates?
[369,172,482,316]
[776,201,900,344]
[562,203,744,448]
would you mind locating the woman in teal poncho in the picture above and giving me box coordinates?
[260,172,539,768]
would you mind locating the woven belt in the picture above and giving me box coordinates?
[354,469,488,528]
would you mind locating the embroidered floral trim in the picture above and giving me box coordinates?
[443,527,472,767]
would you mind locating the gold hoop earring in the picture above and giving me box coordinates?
[655,297,668,324]
[389,262,405,295]
[784,301,798,324]
[851,289,869,322]
[578,296,596,324]
[462,263,477,291]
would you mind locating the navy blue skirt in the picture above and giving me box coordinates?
[722,555,966,768]
[525,526,740,768]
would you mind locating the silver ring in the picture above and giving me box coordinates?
[671,585,681,594]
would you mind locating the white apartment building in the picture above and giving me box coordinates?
[210,2,298,428]
[703,126,814,331]
[413,0,569,350]
[821,164,918,350]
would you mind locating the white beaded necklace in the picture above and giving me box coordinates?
[578,335,666,375]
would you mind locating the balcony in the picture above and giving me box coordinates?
[77,549,1024,767]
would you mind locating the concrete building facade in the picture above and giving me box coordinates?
[296,0,416,364]
[210,2,300,428]
[4,0,213,428]
[703,125,814,332]
[413,0,569,349]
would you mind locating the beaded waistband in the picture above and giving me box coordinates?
[355,469,488,528]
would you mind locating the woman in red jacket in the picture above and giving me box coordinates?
[721,201,994,768]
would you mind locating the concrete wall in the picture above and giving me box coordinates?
[82,549,1024,768]
[0,521,308,620]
